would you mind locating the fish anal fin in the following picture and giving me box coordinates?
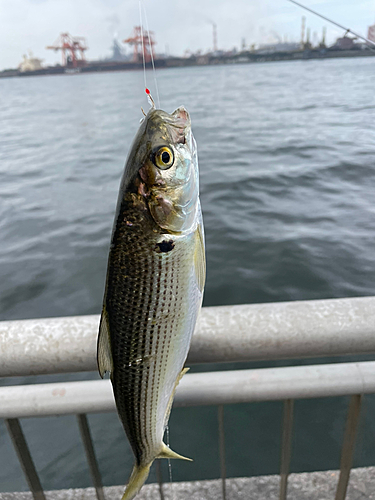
[157,443,192,462]
[194,224,206,293]
[97,307,113,378]
[164,367,189,428]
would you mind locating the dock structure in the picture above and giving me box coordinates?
[1,296,375,499]
[1,46,375,79]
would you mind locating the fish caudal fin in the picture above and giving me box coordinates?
[121,446,191,499]
[121,463,152,500]
[157,443,193,461]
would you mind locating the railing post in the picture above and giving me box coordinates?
[5,418,46,500]
[155,460,165,500]
[77,414,105,500]
[218,405,227,500]
[279,399,294,500]
[335,394,362,500]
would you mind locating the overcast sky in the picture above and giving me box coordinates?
[0,0,374,70]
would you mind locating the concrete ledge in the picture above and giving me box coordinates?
[1,467,374,500]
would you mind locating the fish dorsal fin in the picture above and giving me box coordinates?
[194,223,206,293]
[97,307,113,378]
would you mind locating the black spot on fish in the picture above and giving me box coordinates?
[155,240,175,253]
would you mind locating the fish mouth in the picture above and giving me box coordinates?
[166,107,191,144]
[147,107,191,146]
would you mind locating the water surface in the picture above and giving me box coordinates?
[1,57,375,491]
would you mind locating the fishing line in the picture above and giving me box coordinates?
[138,1,160,109]
[288,0,375,50]
[142,2,161,108]
[138,2,147,91]
[165,425,175,500]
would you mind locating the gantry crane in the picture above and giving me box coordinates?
[123,26,156,63]
[46,33,87,67]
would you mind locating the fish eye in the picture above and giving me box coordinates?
[153,146,174,170]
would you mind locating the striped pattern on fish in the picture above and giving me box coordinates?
[97,106,205,500]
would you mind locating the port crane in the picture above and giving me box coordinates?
[123,26,156,63]
[46,33,88,67]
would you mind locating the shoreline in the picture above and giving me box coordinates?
[1,47,374,79]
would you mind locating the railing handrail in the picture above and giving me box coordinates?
[1,296,375,378]
[1,360,375,419]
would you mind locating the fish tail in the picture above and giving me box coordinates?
[121,462,152,500]
[121,445,191,500]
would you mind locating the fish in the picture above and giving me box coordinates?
[97,105,205,500]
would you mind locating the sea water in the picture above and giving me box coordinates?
[0,57,375,491]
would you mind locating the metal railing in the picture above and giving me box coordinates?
[1,296,375,500]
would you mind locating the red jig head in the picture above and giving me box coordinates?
[145,88,156,108]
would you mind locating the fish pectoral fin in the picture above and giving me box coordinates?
[157,443,193,461]
[121,462,152,500]
[164,367,190,428]
[97,307,113,378]
[194,223,206,293]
